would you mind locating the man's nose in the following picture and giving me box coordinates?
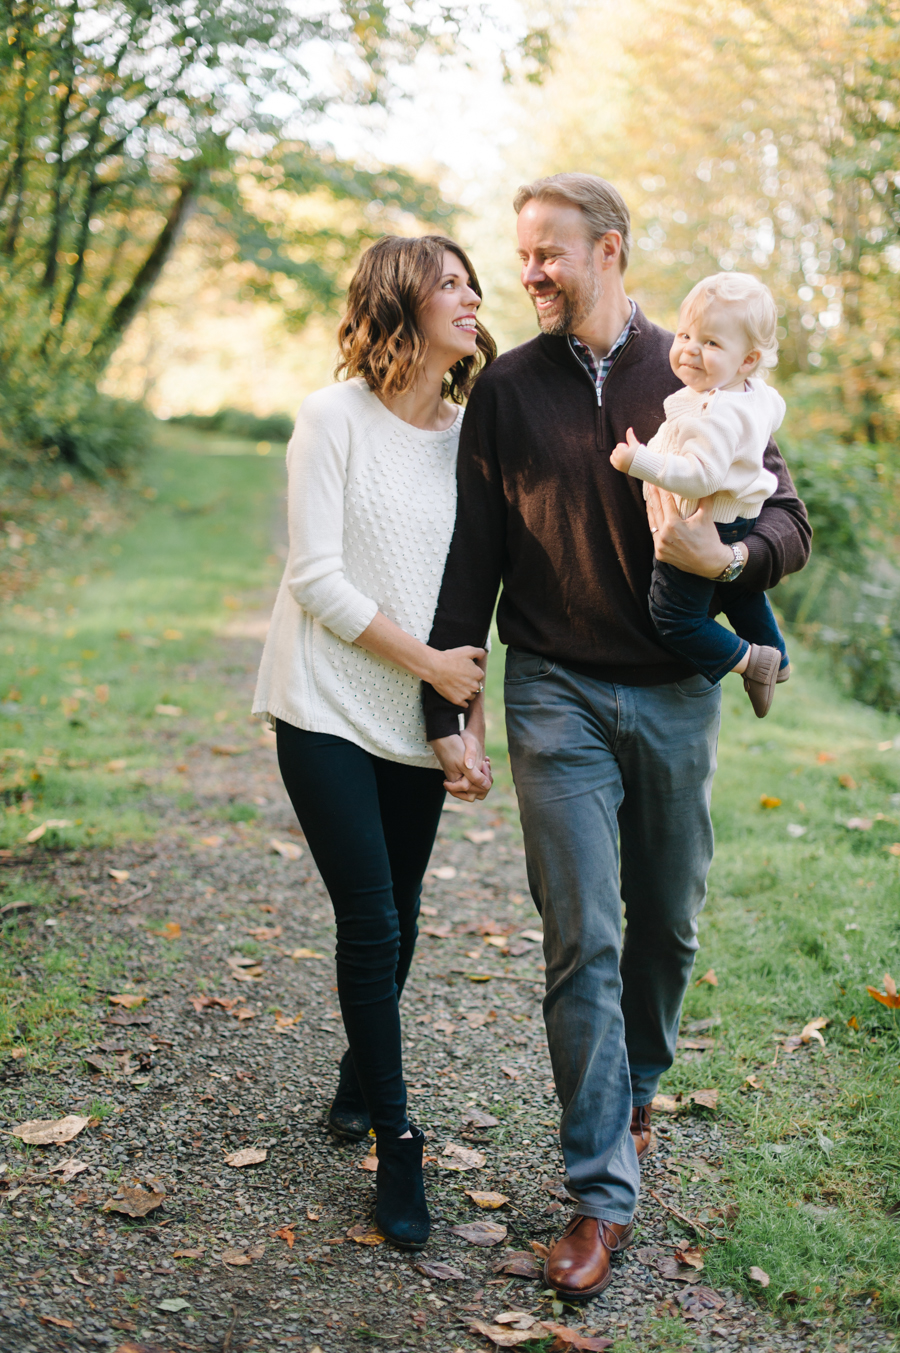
[520,257,547,286]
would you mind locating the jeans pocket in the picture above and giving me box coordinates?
[673,672,717,697]
[504,647,557,684]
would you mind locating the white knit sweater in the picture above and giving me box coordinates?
[628,377,785,522]
[252,377,462,768]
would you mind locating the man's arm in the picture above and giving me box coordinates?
[646,438,811,589]
[423,380,506,742]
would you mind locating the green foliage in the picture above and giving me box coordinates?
[167,408,295,444]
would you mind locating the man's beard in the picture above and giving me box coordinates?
[532,266,602,335]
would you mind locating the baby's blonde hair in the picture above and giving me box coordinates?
[680,272,779,374]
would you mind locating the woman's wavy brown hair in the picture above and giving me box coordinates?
[335,235,496,404]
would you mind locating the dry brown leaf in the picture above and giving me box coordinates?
[816,751,836,762]
[49,1157,90,1183]
[148,921,180,939]
[868,976,900,1009]
[108,993,146,1009]
[9,1047,26,1059]
[500,1065,522,1081]
[433,1019,457,1034]
[270,837,303,860]
[495,1312,538,1329]
[25,819,74,842]
[172,1247,204,1259]
[39,1315,75,1329]
[234,1006,255,1021]
[198,835,224,848]
[674,1242,706,1270]
[358,1144,379,1172]
[744,1075,763,1091]
[759,794,781,809]
[245,925,282,941]
[690,1088,719,1111]
[346,1223,384,1245]
[221,1248,252,1266]
[224,1147,267,1168]
[450,1219,507,1246]
[838,774,858,789]
[429,866,457,880]
[467,1318,541,1347]
[694,968,718,987]
[102,1184,165,1217]
[749,1265,770,1287]
[415,1260,466,1280]
[108,869,130,882]
[155,704,183,717]
[464,828,495,844]
[531,1240,551,1259]
[492,1251,542,1277]
[106,1011,153,1026]
[542,1325,613,1351]
[800,1017,829,1046]
[211,745,248,757]
[439,1142,486,1171]
[519,928,544,943]
[272,1225,295,1249]
[464,1190,508,1208]
[677,1287,725,1320]
[291,947,325,960]
[12,1114,89,1145]
[888,843,900,857]
[462,1108,500,1128]
[651,1093,683,1112]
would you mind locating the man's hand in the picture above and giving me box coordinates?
[430,730,492,801]
[610,426,641,473]
[645,484,747,579]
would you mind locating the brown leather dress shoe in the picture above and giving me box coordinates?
[631,1104,655,1163]
[543,1214,634,1299]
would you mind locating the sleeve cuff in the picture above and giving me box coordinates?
[627,443,669,486]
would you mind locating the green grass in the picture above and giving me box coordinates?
[483,638,900,1335]
[3,438,900,1335]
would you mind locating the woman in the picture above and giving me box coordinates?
[253,235,495,1249]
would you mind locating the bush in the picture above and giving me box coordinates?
[0,370,151,476]
[167,408,295,443]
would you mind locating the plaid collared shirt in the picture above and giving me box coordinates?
[569,300,636,406]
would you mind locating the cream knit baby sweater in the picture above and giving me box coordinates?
[628,377,785,523]
[252,377,462,768]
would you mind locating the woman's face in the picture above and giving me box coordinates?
[418,249,482,368]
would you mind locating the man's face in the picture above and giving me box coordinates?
[516,198,602,335]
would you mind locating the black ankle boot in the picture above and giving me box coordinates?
[327,1050,372,1142]
[374,1125,430,1250]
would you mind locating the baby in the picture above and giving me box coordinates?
[611,272,789,718]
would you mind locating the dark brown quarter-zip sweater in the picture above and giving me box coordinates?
[423,305,812,741]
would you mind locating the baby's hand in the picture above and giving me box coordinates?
[610,427,642,473]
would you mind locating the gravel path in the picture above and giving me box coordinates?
[0,632,894,1353]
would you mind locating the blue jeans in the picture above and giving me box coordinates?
[649,518,788,683]
[504,648,720,1224]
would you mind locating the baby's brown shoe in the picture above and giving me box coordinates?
[743,644,781,718]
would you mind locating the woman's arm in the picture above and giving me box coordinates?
[429,659,492,800]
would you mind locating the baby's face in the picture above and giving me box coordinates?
[670,301,761,393]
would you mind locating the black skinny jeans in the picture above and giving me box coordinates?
[276,722,445,1135]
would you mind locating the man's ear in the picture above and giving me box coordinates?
[595,230,623,271]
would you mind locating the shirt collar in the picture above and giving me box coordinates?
[569,299,636,369]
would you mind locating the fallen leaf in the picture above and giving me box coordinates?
[677,1286,725,1319]
[49,1157,90,1183]
[484,934,509,951]
[450,1219,507,1246]
[358,1144,379,1172]
[149,922,181,939]
[500,1065,522,1081]
[71,1269,91,1286]
[531,1240,551,1259]
[157,1298,190,1312]
[759,795,781,809]
[291,947,325,959]
[744,1075,763,1091]
[440,1142,486,1171]
[172,1248,204,1259]
[234,1006,255,1021]
[800,1017,829,1046]
[674,1241,706,1270]
[224,1147,267,1168]
[108,993,146,1009]
[464,1190,508,1208]
[108,868,131,882]
[495,1312,538,1328]
[103,1184,165,1217]
[270,837,303,860]
[415,1260,466,1280]
[106,1011,153,1026]
[542,1324,613,1351]
[492,1251,542,1277]
[247,1243,265,1259]
[657,1256,696,1282]
[429,866,457,880]
[816,751,836,762]
[888,843,900,857]
[467,1318,541,1346]
[433,1019,457,1034]
[12,1114,89,1145]
[519,928,544,943]
[838,774,858,789]
[749,1265,770,1287]
[306,1207,320,1221]
[106,759,127,772]
[221,1249,252,1266]
[651,1093,683,1112]
[273,1225,295,1249]
[867,975,900,1009]
[847,1015,860,1030]
[464,829,495,844]
[155,704,182,717]
[346,1223,384,1245]
[462,1108,500,1128]
[846,817,873,831]
[39,1315,75,1329]
[163,629,183,641]
[246,925,282,941]
[211,745,248,757]
[695,968,718,987]
[25,819,74,842]
[690,1089,719,1111]
[9,1046,27,1059]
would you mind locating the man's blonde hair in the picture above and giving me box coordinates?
[513,173,632,272]
[681,272,779,373]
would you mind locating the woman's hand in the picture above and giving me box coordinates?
[610,427,641,473]
[645,484,743,578]
[431,730,492,801]
[424,646,486,707]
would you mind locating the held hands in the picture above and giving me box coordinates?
[425,645,486,707]
[431,729,492,801]
[610,427,642,473]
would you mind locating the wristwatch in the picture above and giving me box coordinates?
[715,543,745,583]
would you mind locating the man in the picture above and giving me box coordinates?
[424,173,810,1299]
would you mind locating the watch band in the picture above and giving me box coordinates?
[715,542,745,583]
